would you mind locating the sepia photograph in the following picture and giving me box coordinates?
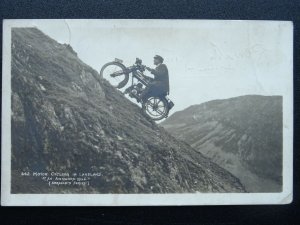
[1,19,293,205]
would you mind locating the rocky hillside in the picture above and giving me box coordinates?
[162,95,282,192]
[11,28,245,193]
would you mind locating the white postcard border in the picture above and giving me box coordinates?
[1,19,293,206]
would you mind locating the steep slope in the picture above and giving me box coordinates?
[11,28,245,193]
[162,95,282,192]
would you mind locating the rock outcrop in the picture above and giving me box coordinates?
[162,95,282,192]
[11,28,245,193]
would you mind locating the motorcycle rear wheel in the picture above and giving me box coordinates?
[142,96,169,121]
[100,62,129,89]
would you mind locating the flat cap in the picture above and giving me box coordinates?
[154,55,164,62]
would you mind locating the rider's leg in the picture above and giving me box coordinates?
[141,84,166,102]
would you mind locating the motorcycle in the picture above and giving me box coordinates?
[100,58,174,121]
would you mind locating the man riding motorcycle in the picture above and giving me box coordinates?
[140,55,169,102]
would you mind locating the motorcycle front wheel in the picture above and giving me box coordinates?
[100,62,129,89]
[142,96,169,121]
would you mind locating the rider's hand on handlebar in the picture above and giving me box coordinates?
[145,66,152,72]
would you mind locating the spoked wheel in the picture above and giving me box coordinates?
[100,62,129,89]
[142,96,169,121]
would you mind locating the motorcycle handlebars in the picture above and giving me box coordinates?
[135,58,142,65]
[134,58,147,72]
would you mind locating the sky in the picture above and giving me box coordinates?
[11,19,293,116]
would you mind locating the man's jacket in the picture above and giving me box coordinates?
[150,64,170,94]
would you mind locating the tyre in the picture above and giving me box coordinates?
[100,62,129,89]
[142,96,169,121]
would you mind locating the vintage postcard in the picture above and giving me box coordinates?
[1,19,293,206]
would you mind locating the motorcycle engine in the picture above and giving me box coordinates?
[129,83,144,99]
[136,83,143,91]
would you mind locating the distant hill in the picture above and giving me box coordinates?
[11,28,245,193]
[162,95,282,192]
